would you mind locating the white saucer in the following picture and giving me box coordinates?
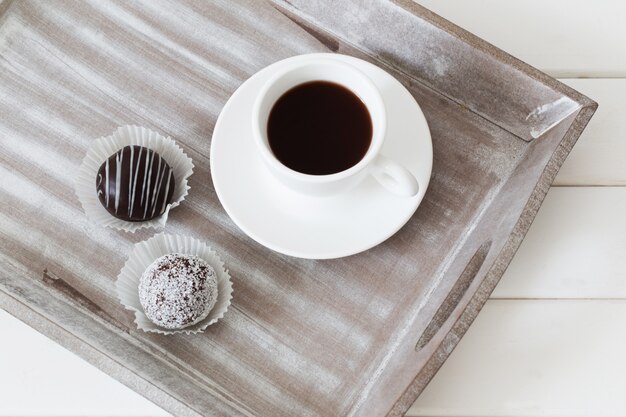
[210,53,432,259]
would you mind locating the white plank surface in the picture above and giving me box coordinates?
[0,309,168,417]
[555,80,626,185]
[408,300,626,416]
[1,0,624,416]
[493,186,626,298]
[417,0,626,78]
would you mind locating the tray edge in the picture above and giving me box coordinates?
[387,102,597,417]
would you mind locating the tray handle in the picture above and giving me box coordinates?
[415,240,492,351]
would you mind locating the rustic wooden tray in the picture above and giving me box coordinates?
[0,1,596,416]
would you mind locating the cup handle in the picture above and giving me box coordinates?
[370,155,419,197]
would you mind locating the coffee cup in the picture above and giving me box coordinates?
[252,57,419,197]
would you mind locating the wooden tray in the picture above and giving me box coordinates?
[0,1,596,416]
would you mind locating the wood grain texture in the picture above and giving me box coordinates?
[0,1,595,416]
[0,2,621,417]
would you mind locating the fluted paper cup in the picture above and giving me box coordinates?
[116,233,232,335]
[75,125,194,232]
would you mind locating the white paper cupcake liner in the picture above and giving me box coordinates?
[116,233,233,335]
[75,125,194,232]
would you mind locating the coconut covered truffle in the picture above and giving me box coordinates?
[139,253,218,329]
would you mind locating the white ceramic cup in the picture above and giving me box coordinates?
[252,58,419,197]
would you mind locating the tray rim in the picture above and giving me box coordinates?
[374,2,599,414]
[393,0,597,110]
[387,103,597,416]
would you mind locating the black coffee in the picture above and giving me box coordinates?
[267,81,372,175]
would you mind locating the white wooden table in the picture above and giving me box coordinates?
[1,1,624,415]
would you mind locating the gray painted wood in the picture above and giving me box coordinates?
[0,1,596,416]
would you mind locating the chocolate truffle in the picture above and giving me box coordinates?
[96,145,175,222]
[139,254,218,329]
